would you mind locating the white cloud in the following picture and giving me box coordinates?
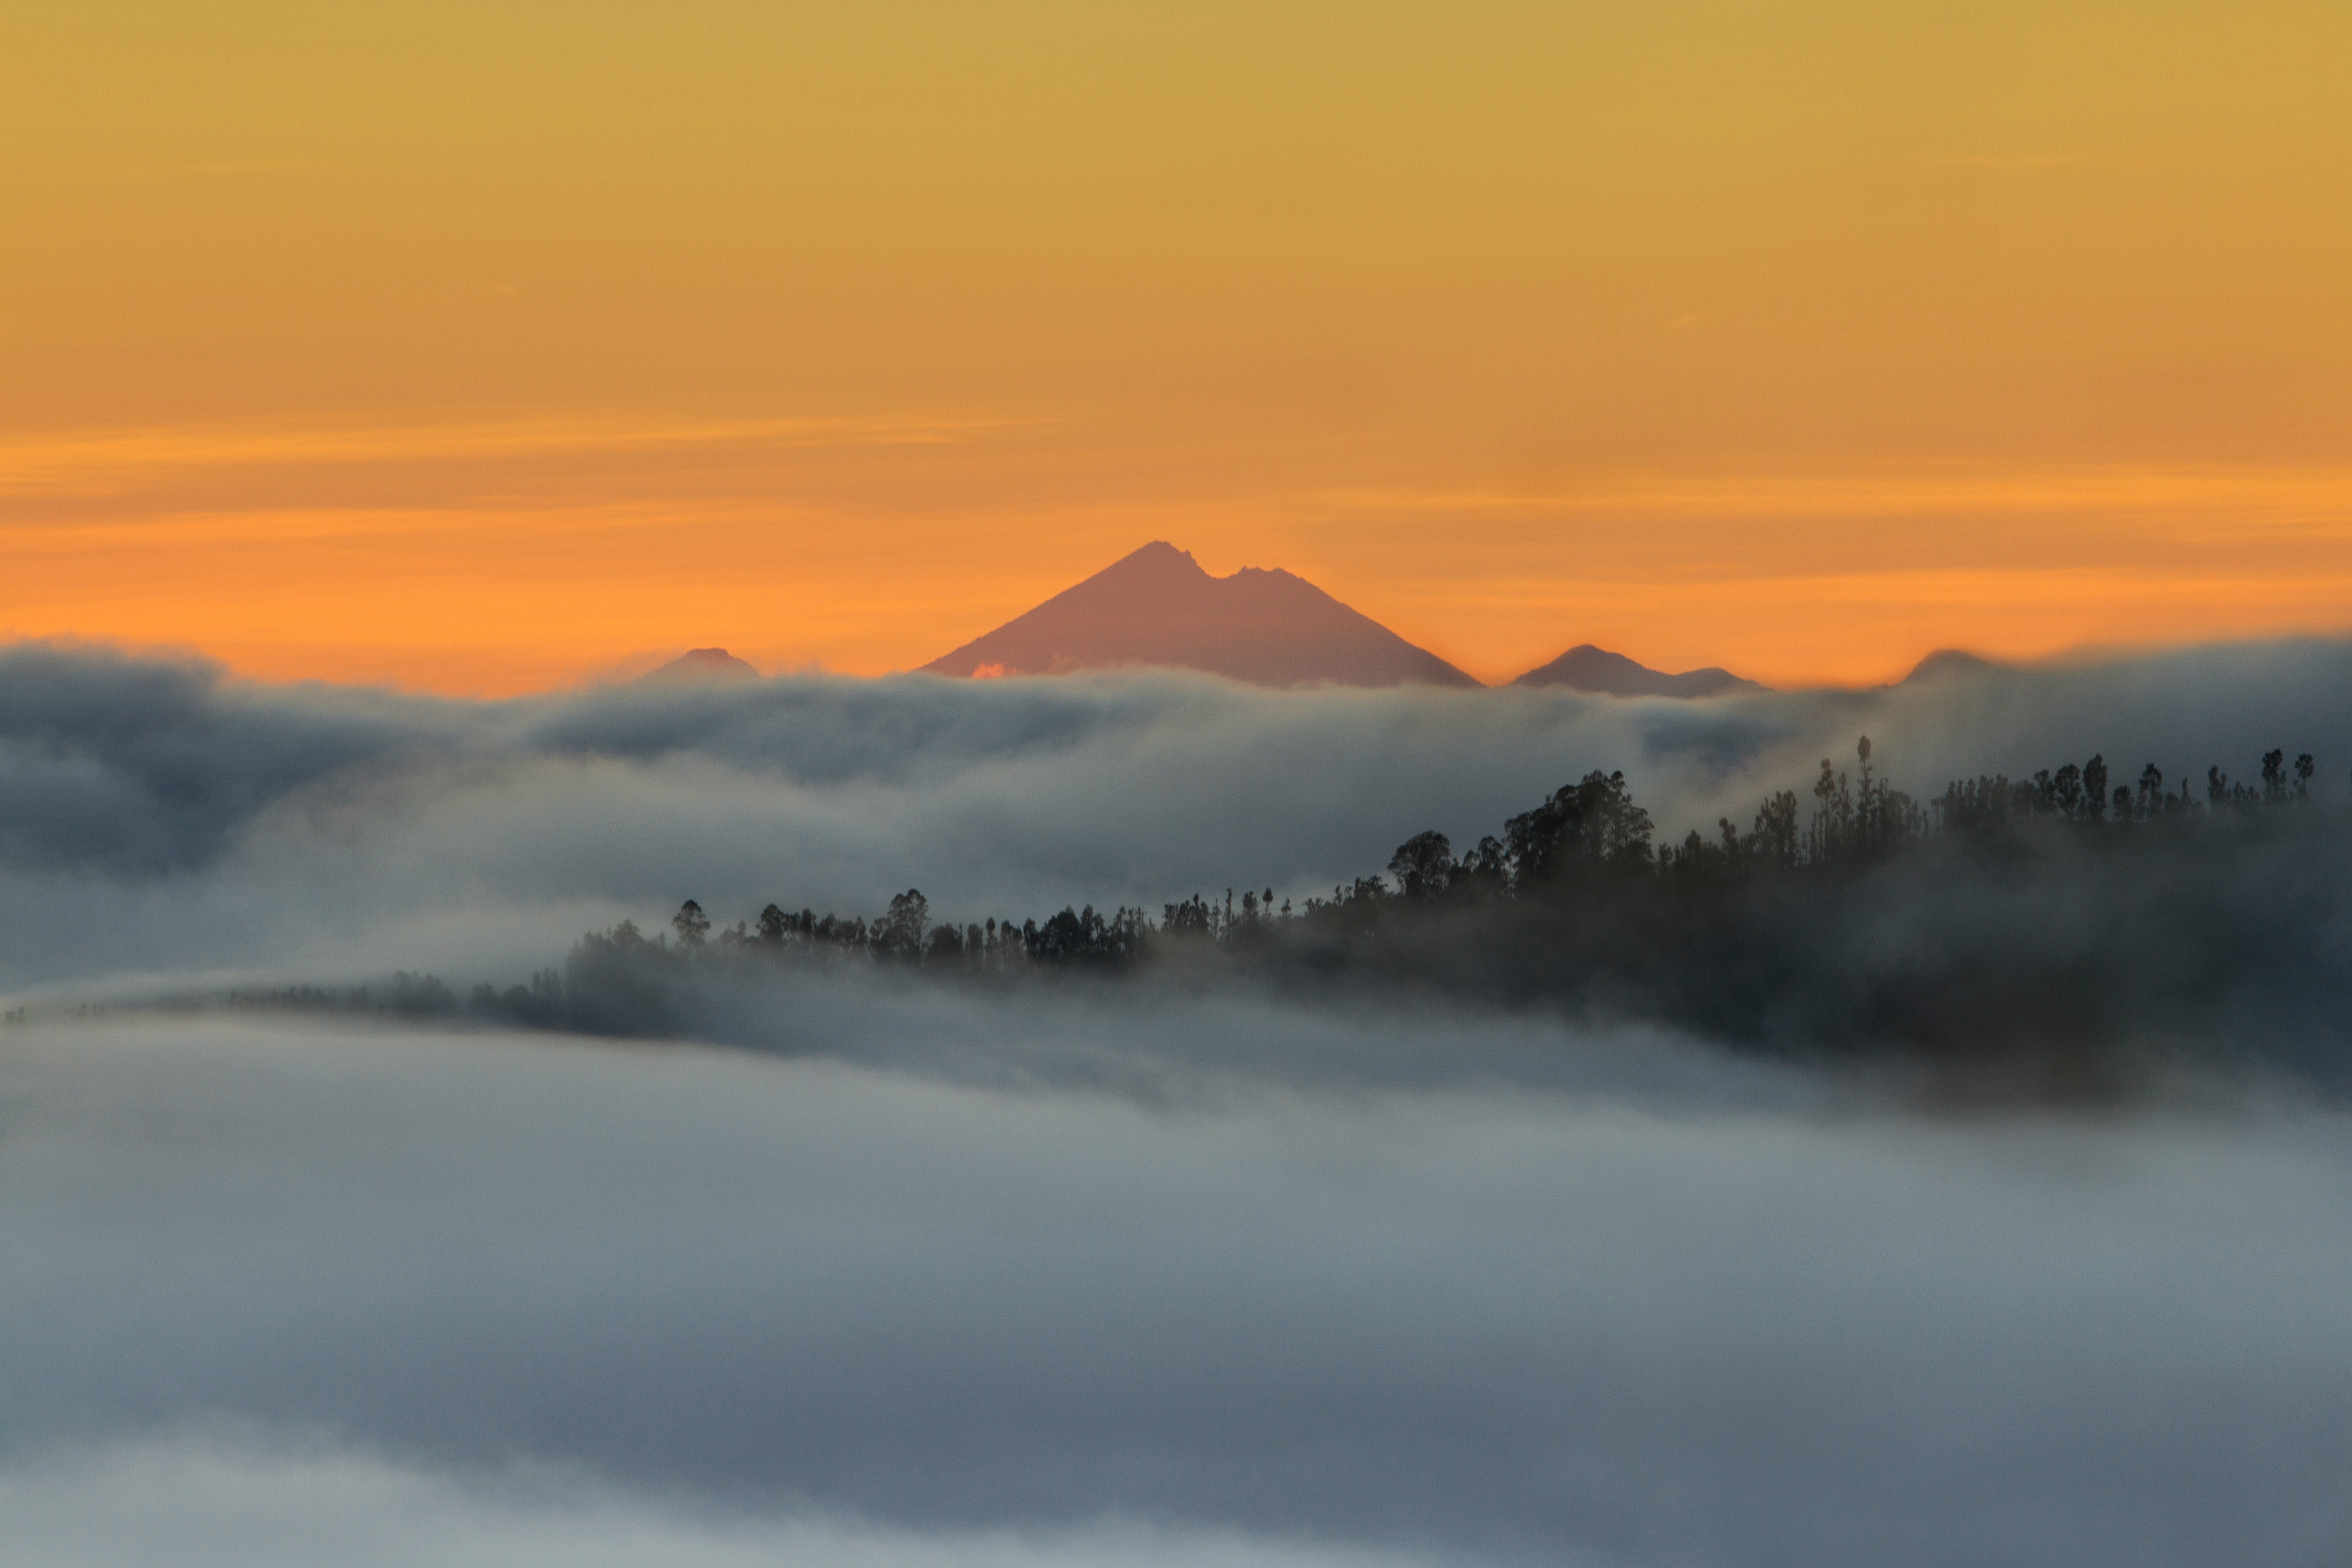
[1,1439,1453,1568]
[2,1016,2348,1567]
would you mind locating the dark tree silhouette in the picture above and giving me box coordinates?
[875,889,929,962]
[1507,770,1653,888]
[1388,831,1454,901]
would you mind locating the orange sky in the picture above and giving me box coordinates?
[4,1,2348,693]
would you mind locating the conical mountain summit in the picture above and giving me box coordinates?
[641,647,760,683]
[920,542,1480,688]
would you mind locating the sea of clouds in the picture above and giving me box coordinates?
[5,1015,2350,1567]
[3,635,2350,997]
[3,638,2351,1565]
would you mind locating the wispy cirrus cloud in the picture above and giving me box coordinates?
[1310,465,2352,533]
[0,411,1044,498]
[1925,152,2223,172]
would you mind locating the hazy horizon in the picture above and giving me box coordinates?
[13,584,2287,702]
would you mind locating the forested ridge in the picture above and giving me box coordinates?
[258,740,2351,1078]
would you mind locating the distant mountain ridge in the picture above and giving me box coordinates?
[1511,644,1765,698]
[919,542,1480,688]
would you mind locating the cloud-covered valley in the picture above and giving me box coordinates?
[6,1015,2350,1567]
[3,638,2351,1564]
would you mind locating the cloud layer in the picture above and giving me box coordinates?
[4,641,2350,1560]
[2,1439,1448,1568]
[4,1015,2349,1566]
[3,636,2350,998]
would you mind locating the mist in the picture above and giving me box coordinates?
[5,1013,2350,1568]
[5,638,2352,1562]
[2,1442,1451,1568]
[3,635,2350,998]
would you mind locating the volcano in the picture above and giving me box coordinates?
[641,647,759,683]
[920,543,1480,688]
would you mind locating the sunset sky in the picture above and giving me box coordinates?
[5,1,2347,693]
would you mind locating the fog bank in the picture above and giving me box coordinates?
[1,1440,1444,1568]
[3,636,2350,997]
[5,1014,2349,1566]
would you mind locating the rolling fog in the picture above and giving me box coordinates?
[2,637,2351,1564]
[6,1014,2351,1567]
[1,635,2349,996]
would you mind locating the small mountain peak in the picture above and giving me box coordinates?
[642,647,760,684]
[1106,541,1207,576]
[1512,643,1764,698]
[1901,649,1998,684]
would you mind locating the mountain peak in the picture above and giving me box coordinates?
[1900,649,1999,684]
[1511,643,1764,698]
[1086,540,1215,589]
[1117,540,1204,569]
[641,647,759,684]
[920,545,1480,688]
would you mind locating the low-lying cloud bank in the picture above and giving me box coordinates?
[3,1015,2348,1567]
[7,643,2350,1562]
[4,1440,1444,1568]
[1,636,2349,999]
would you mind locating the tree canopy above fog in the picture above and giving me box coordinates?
[341,739,2349,1091]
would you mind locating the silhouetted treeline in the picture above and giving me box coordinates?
[228,971,463,1017]
[423,740,2352,1080]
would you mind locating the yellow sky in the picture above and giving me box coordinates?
[4,1,2348,692]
